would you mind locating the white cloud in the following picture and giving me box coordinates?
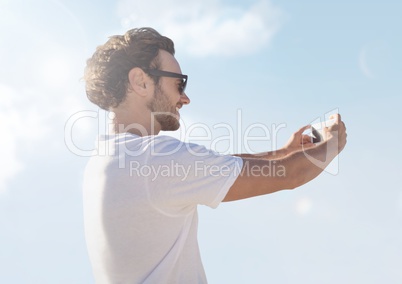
[0,0,94,195]
[0,84,53,194]
[0,86,23,194]
[0,84,53,195]
[0,79,89,195]
[117,0,284,57]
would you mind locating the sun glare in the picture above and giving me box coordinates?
[295,197,313,215]
[40,53,75,88]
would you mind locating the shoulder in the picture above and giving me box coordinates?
[148,135,211,157]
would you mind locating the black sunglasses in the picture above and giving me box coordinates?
[143,69,188,94]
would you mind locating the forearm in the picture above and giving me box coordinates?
[224,139,340,201]
[233,148,289,160]
[225,114,347,201]
[281,140,339,188]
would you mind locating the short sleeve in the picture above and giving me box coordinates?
[136,136,243,214]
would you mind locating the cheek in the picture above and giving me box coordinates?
[156,83,180,106]
[156,89,175,109]
[165,90,180,105]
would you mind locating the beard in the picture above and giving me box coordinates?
[147,85,180,131]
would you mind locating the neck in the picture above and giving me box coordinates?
[110,92,162,136]
[111,111,161,137]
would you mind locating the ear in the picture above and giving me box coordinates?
[128,67,150,97]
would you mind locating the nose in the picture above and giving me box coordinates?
[180,92,190,105]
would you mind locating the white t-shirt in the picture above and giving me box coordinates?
[83,133,243,284]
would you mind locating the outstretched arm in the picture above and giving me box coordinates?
[233,125,315,160]
[224,115,347,202]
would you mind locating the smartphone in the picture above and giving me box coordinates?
[310,119,336,144]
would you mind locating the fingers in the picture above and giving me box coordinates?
[297,124,312,135]
[295,125,313,144]
[297,125,316,145]
[301,134,312,144]
[328,114,346,132]
[330,113,341,123]
[326,114,347,150]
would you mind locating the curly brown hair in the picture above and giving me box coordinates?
[84,27,175,110]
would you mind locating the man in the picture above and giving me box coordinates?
[83,27,347,283]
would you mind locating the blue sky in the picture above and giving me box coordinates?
[1,0,401,283]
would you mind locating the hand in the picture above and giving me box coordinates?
[323,114,347,152]
[282,125,316,156]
